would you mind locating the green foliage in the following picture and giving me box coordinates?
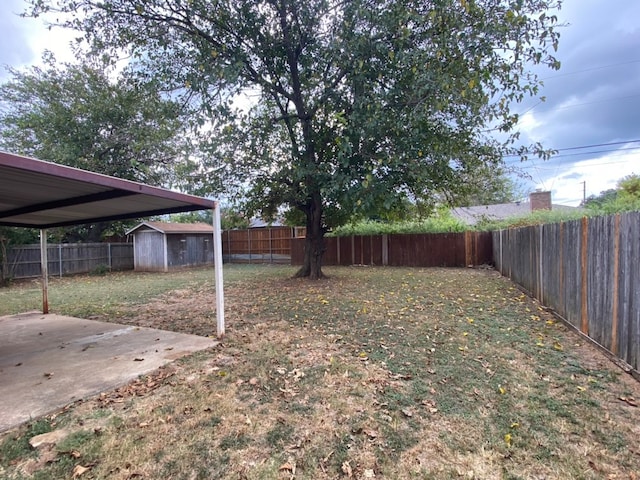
[0,419,52,464]
[169,210,213,225]
[169,205,252,230]
[583,174,640,214]
[454,167,527,207]
[0,53,191,185]
[330,210,468,236]
[27,0,562,276]
[583,189,618,210]
[90,264,111,276]
[220,207,250,230]
[474,208,588,231]
[0,53,196,241]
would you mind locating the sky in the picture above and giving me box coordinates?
[0,0,639,207]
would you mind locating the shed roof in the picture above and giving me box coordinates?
[0,151,215,229]
[126,221,213,235]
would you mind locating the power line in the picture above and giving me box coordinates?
[515,152,639,170]
[503,139,640,159]
[522,93,640,115]
[538,60,640,81]
[551,139,640,152]
[548,146,640,160]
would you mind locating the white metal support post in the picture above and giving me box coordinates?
[40,229,49,314]
[212,203,225,338]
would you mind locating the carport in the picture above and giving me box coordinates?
[0,151,224,336]
[0,151,225,431]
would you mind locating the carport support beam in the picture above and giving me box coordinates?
[213,202,225,338]
[40,229,49,314]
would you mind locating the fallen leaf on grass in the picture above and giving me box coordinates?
[619,396,638,407]
[363,469,376,478]
[363,428,378,439]
[421,399,438,413]
[341,461,353,477]
[72,465,91,478]
[504,433,512,447]
[279,460,296,474]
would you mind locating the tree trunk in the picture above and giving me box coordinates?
[294,192,325,279]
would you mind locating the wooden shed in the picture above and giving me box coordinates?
[126,221,214,272]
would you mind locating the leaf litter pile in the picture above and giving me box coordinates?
[2,265,640,479]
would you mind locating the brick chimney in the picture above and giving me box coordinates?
[530,190,552,211]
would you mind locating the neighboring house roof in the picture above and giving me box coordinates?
[126,221,213,235]
[451,203,578,226]
[248,217,285,228]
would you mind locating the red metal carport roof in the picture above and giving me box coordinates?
[0,151,215,228]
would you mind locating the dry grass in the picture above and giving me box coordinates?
[2,265,640,479]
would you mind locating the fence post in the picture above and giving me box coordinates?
[370,235,373,265]
[611,214,621,354]
[559,222,564,316]
[464,231,471,266]
[499,230,503,274]
[580,217,589,334]
[269,228,273,264]
[508,228,512,279]
[382,234,388,266]
[59,244,63,277]
[538,224,544,304]
[108,243,112,270]
[351,236,355,265]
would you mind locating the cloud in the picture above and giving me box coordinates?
[510,0,640,205]
[0,0,78,80]
[0,0,35,75]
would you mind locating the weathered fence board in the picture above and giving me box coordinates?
[6,243,133,279]
[292,231,492,267]
[493,212,640,373]
[618,213,640,368]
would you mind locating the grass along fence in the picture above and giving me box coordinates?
[292,231,493,267]
[493,211,640,372]
[5,243,133,279]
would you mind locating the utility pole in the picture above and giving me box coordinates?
[581,181,586,205]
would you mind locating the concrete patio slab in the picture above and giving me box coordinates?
[0,312,217,432]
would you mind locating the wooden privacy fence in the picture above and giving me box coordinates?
[222,227,297,264]
[493,212,640,372]
[292,231,493,267]
[5,243,133,279]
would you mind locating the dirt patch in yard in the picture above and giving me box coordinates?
[2,266,640,479]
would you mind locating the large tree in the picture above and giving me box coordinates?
[28,0,561,277]
[0,53,195,240]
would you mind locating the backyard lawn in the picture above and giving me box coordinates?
[1,265,639,479]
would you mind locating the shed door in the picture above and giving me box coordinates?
[135,231,164,271]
